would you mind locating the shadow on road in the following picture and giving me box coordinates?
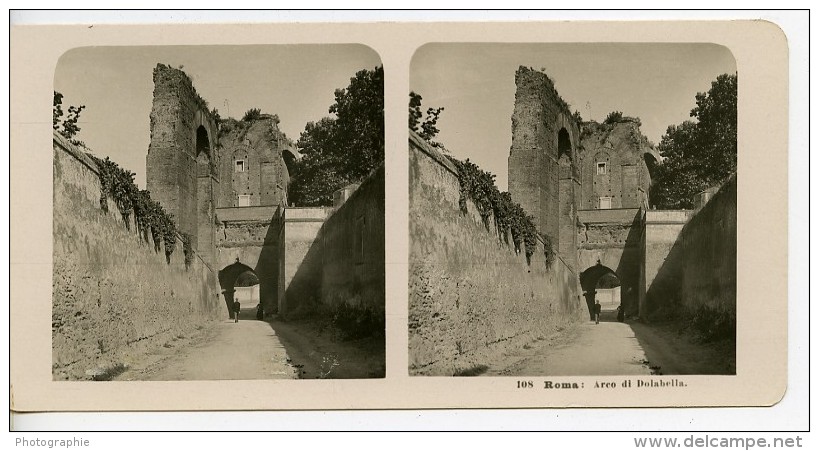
[629,319,736,375]
[258,314,385,379]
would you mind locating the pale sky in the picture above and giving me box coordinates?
[411,43,736,191]
[54,45,381,188]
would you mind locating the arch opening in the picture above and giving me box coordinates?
[195,125,215,262]
[195,125,212,176]
[580,262,623,322]
[218,260,261,320]
[196,125,210,157]
[558,127,572,161]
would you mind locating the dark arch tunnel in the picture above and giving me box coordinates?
[579,262,623,322]
[218,261,260,320]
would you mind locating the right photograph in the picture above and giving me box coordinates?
[408,43,737,377]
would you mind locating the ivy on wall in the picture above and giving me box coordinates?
[90,155,179,263]
[447,156,555,267]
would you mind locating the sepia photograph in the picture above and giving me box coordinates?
[52,45,386,381]
[9,17,795,416]
[409,43,738,377]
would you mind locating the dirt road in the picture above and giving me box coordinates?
[486,310,734,376]
[119,308,298,381]
[116,306,385,381]
[486,311,653,376]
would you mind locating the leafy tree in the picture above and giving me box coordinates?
[409,91,445,148]
[650,73,737,209]
[289,66,384,206]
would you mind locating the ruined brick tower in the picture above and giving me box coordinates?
[508,66,581,270]
[146,64,293,316]
[146,64,220,264]
[508,67,665,317]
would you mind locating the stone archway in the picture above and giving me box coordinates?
[579,262,621,321]
[218,260,259,319]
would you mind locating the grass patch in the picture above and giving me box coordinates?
[331,303,385,341]
[87,363,128,381]
[453,364,489,377]
[688,305,735,342]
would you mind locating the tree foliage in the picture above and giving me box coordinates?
[651,73,737,209]
[288,66,384,206]
[409,91,445,148]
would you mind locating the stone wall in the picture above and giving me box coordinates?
[640,210,691,317]
[642,175,737,324]
[409,131,584,376]
[679,175,737,316]
[53,134,222,380]
[277,168,385,319]
[321,168,385,315]
[279,207,333,315]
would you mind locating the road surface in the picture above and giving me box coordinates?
[116,306,385,381]
[119,307,297,381]
[485,310,734,376]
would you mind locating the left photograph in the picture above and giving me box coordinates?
[52,45,385,381]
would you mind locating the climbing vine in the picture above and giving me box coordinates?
[90,155,179,261]
[447,156,555,266]
[53,91,86,147]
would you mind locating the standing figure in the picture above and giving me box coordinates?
[233,300,241,323]
[594,301,602,325]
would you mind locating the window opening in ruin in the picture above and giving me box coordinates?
[558,127,572,160]
[196,126,209,156]
[597,162,607,175]
[599,196,612,209]
[238,195,251,207]
[235,160,246,172]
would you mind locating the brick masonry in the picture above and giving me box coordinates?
[146,64,219,264]
[409,131,584,376]
[506,67,732,324]
[53,134,222,380]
